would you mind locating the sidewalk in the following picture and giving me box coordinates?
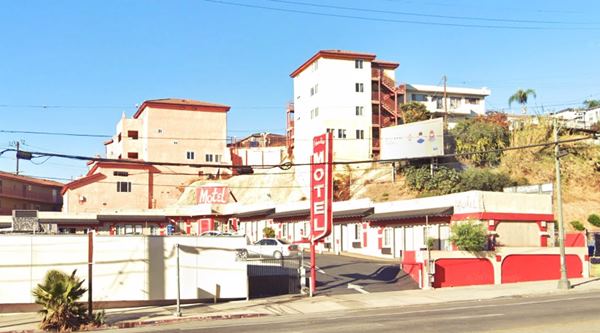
[2,277,600,332]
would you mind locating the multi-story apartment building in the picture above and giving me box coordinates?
[62,98,232,213]
[401,84,491,128]
[0,171,63,215]
[288,50,400,165]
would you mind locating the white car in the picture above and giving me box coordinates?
[199,231,233,237]
[246,238,299,259]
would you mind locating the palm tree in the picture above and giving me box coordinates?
[508,89,536,114]
[32,269,89,331]
[583,99,600,110]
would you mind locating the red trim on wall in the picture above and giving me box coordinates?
[61,173,107,195]
[369,216,451,226]
[362,222,368,247]
[452,212,554,222]
[377,228,383,250]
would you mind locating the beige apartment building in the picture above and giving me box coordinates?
[62,98,232,213]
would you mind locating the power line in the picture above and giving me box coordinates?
[263,0,598,25]
[201,0,600,31]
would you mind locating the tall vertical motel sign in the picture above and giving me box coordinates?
[310,132,333,294]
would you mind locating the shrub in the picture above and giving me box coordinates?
[399,102,431,124]
[588,214,600,228]
[457,168,517,192]
[570,221,586,231]
[404,166,461,195]
[32,269,97,332]
[449,221,488,252]
[451,117,510,166]
[263,226,275,238]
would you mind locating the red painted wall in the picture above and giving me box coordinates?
[402,251,422,285]
[501,254,583,283]
[433,258,494,288]
[566,233,586,247]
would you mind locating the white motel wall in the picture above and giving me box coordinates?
[0,235,249,305]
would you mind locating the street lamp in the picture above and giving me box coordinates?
[553,117,570,290]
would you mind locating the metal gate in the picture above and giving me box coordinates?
[246,255,303,298]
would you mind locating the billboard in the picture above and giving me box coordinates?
[380,117,444,160]
[310,132,333,242]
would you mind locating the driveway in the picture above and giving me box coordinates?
[305,253,419,295]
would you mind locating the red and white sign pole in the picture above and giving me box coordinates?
[310,132,333,295]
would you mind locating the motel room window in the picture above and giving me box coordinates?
[282,224,288,238]
[133,224,142,235]
[337,129,347,139]
[355,59,363,69]
[466,97,480,105]
[450,97,461,109]
[215,154,222,163]
[383,228,392,248]
[412,94,428,102]
[116,181,131,193]
[205,154,214,162]
[354,224,361,240]
[355,83,364,93]
[356,129,364,140]
[355,106,364,116]
[149,226,158,236]
[186,151,195,160]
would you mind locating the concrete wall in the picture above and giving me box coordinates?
[0,235,248,305]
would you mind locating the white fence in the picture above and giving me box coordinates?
[0,235,249,305]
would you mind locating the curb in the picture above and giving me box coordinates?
[114,313,269,329]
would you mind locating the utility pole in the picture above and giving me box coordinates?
[554,118,570,290]
[16,141,20,175]
[443,75,448,128]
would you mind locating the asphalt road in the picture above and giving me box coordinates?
[308,253,418,295]
[117,290,600,333]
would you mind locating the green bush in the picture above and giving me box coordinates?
[399,102,431,124]
[570,220,586,231]
[588,214,600,228]
[263,226,275,238]
[404,166,461,196]
[451,118,510,166]
[457,168,517,192]
[449,221,488,252]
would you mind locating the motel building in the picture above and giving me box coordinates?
[22,189,589,289]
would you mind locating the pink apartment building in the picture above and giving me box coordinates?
[62,98,232,213]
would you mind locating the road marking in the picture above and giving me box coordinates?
[302,263,325,274]
[348,283,370,294]
[442,313,504,320]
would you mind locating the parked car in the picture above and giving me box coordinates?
[199,231,233,237]
[245,238,299,259]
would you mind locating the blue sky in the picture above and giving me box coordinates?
[0,0,599,181]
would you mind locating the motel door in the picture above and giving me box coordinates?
[333,224,342,254]
[341,224,348,252]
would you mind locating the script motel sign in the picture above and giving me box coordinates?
[310,132,333,242]
[196,186,229,204]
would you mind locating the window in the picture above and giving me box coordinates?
[133,224,142,235]
[314,84,318,94]
[356,129,364,139]
[116,181,131,192]
[355,83,364,93]
[113,171,129,177]
[326,128,334,135]
[205,154,214,162]
[149,226,158,235]
[466,97,480,105]
[127,152,138,159]
[310,87,314,96]
[383,228,392,248]
[157,129,163,134]
[117,133,122,142]
[337,129,347,139]
[450,97,461,109]
[0,180,2,193]
[125,224,133,235]
[311,107,319,119]
[312,60,318,71]
[355,59,363,69]
[355,106,364,116]
[354,224,361,240]
[186,151,195,160]
[412,94,428,102]
[282,224,288,237]
[27,185,32,192]
[433,96,443,109]
[215,154,222,163]
[127,131,138,140]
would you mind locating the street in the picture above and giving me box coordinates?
[116,290,600,333]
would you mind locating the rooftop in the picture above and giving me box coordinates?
[405,84,491,96]
[290,49,380,78]
[133,98,231,118]
[0,171,64,188]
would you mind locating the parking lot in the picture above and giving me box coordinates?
[306,253,419,295]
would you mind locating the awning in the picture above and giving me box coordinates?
[39,219,100,225]
[366,206,454,222]
[333,207,374,220]
[97,214,166,222]
[267,209,310,220]
[235,208,276,219]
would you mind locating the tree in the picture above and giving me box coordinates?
[449,221,488,252]
[584,99,600,110]
[32,269,90,331]
[263,226,275,238]
[451,118,510,166]
[399,102,431,124]
[508,89,536,114]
